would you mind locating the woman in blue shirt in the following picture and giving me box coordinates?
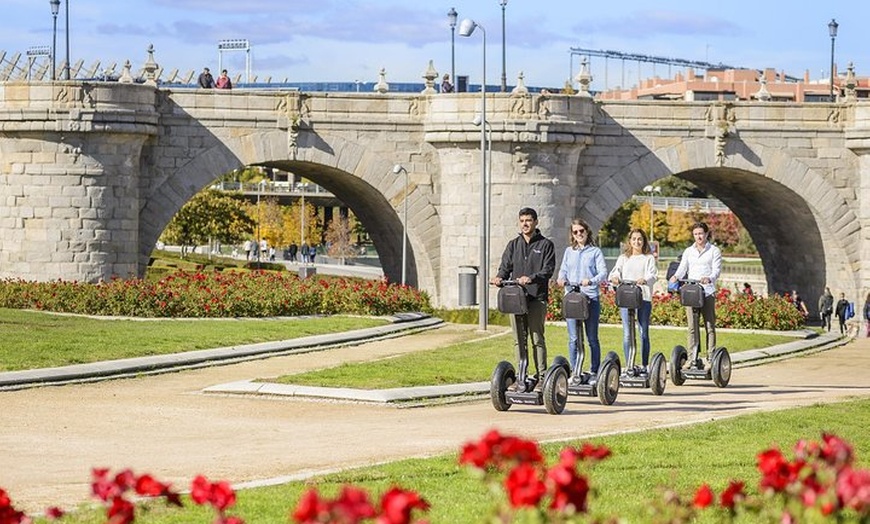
[556,218,608,377]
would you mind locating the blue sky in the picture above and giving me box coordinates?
[1,0,865,90]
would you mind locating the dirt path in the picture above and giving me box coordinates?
[2,324,870,513]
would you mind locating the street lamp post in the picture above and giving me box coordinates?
[459,17,488,331]
[828,19,839,102]
[298,182,309,262]
[643,185,661,243]
[63,0,70,79]
[49,0,60,81]
[393,165,409,286]
[473,114,492,306]
[448,8,458,89]
[256,180,266,268]
[499,0,508,92]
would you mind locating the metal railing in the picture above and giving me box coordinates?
[633,195,730,213]
[210,181,334,197]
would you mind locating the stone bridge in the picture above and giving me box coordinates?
[1,81,868,311]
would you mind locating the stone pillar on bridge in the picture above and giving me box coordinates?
[0,82,157,282]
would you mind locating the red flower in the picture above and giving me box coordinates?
[291,489,328,523]
[693,484,714,508]
[377,487,430,524]
[0,488,29,524]
[106,496,135,524]
[190,475,236,512]
[331,485,375,523]
[546,462,590,513]
[719,480,745,509]
[45,506,65,520]
[757,448,802,492]
[836,467,870,513]
[504,463,546,508]
[820,433,854,470]
[458,430,542,471]
[91,468,122,502]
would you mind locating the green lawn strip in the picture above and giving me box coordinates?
[0,308,386,372]
[273,326,795,388]
[53,398,870,523]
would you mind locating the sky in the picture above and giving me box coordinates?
[1,0,867,91]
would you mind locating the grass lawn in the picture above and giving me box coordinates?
[0,308,387,372]
[54,398,870,523]
[274,325,797,388]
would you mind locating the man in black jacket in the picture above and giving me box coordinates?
[491,207,556,391]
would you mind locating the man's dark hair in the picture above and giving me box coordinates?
[518,207,538,220]
[690,222,709,233]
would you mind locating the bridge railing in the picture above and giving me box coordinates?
[632,195,730,213]
[209,181,335,197]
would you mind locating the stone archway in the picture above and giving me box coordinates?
[138,129,442,301]
[580,137,861,313]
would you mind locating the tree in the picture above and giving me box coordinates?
[599,200,639,247]
[324,216,359,264]
[160,190,255,257]
[283,200,321,245]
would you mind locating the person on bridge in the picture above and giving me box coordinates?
[197,67,215,88]
[669,221,722,367]
[556,217,607,377]
[491,207,556,384]
[818,287,834,332]
[440,73,454,93]
[216,69,233,89]
[608,228,657,370]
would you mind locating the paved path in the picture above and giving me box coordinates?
[1,324,869,514]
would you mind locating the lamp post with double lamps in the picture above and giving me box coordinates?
[459,17,489,331]
[448,8,458,89]
[828,19,839,102]
[499,0,508,92]
[392,164,409,286]
[49,0,60,80]
[643,185,661,243]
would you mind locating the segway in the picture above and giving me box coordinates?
[490,281,569,415]
[668,279,731,388]
[614,281,667,395]
[562,284,621,405]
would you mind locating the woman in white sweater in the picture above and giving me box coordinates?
[608,228,658,370]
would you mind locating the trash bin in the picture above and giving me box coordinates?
[458,265,478,306]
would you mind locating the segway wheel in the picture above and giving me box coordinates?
[711,347,732,388]
[543,365,569,415]
[597,359,620,406]
[490,361,516,411]
[669,345,688,386]
[649,352,667,396]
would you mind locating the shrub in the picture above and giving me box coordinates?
[0,271,431,318]
[547,284,805,331]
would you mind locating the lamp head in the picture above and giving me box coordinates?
[392,164,405,175]
[459,19,478,37]
[829,19,838,38]
[472,114,483,126]
[49,0,60,15]
[643,185,653,192]
[448,8,458,28]
[500,0,508,6]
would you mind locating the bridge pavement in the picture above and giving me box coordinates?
[0,325,869,514]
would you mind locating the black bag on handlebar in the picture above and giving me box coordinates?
[615,282,643,309]
[680,282,705,308]
[497,285,528,315]
[562,290,589,320]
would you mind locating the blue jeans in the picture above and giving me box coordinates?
[567,298,601,373]
[620,300,651,367]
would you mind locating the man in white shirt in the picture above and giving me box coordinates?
[669,222,722,366]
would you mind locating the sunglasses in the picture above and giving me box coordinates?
[572,228,586,235]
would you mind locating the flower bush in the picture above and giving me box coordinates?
[1,431,868,523]
[0,271,431,318]
[547,284,806,330]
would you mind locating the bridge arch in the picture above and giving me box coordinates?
[581,136,860,311]
[139,129,440,300]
